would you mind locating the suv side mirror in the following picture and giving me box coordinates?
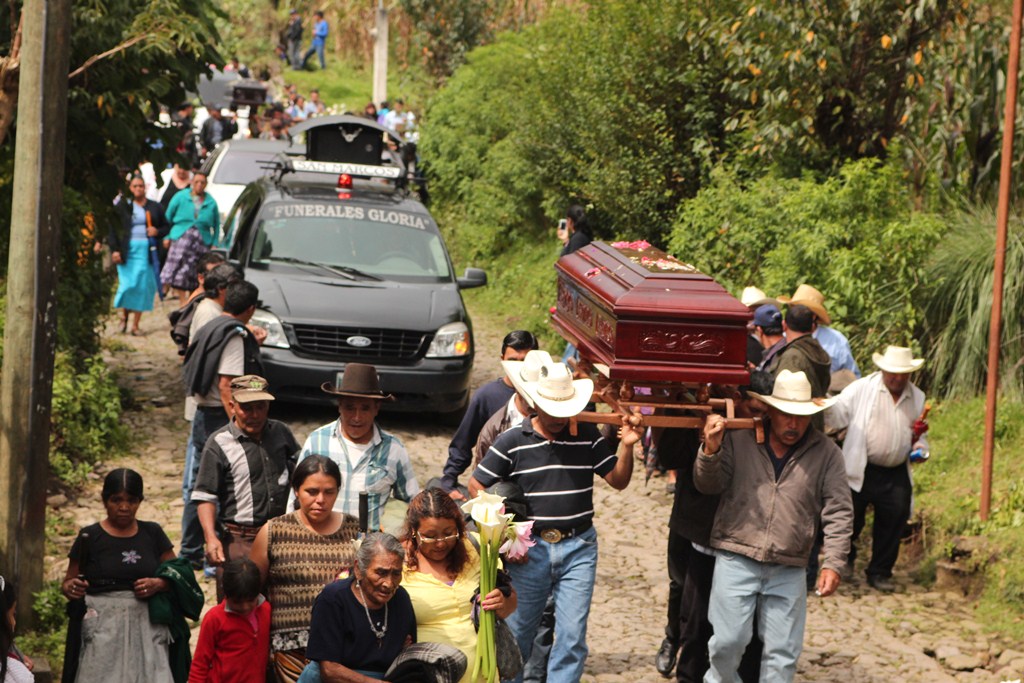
[456,267,487,290]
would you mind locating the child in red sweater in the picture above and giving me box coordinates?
[189,558,271,682]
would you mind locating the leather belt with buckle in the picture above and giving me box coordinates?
[223,522,261,539]
[538,522,592,544]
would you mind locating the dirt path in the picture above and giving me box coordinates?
[44,299,1023,681]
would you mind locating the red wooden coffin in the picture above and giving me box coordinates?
[552,241,751,385]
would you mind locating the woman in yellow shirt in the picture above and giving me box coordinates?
[401,488,517,683]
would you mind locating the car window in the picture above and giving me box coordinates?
[213,150,281,185]
[250,204,452,282]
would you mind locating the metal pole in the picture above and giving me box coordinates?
[981,0,1023,521]
[0,0,72,624]
[372,0,388,106]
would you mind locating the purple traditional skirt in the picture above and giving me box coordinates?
[160,227,208,291]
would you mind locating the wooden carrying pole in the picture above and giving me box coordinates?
[0,0,72,623]
[981,0,1024,521]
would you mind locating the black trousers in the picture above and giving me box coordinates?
[851,463,912,579]
[665,531,688,645]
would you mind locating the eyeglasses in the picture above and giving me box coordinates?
[416,532,460,545]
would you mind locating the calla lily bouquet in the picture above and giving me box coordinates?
[461,492,535,682]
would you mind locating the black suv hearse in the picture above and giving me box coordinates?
[219,116,486,412]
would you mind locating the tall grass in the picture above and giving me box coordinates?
[923,207,1024,398]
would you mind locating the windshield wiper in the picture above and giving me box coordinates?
[330,265,382,281]
[272,257,356,280]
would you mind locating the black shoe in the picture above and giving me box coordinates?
[866,574,895,592]
[655,638,678,677]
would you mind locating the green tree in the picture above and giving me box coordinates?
[668,158,943,370]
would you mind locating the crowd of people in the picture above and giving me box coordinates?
[7,181,932,683]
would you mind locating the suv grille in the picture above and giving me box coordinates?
[290,324,428,361]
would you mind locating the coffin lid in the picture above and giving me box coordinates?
[556,241,750,321]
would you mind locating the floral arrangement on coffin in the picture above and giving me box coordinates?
[610,239,700,273]
[461,492,535,683]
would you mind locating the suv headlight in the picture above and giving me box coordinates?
[249,309,290,349]
[426,322,471,358]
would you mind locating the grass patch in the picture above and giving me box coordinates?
[284,57,434,115]
[917,396,1024,640]
[451,235,564,353]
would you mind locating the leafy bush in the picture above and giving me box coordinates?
[922,207,1024,398]
[49,352,129,487]
[668,157,943,368]
[18,581,68,677]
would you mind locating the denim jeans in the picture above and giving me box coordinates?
[704,551,806,683]
[506,526,598,683]
[303,40,326,69]
[180,406,228,563]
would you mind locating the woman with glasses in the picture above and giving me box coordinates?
[400,488,517,683]
[249,455,361,683]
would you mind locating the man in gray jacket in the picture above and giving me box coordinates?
[695,369,853,683]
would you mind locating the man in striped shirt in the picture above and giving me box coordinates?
[192,375,300,599]
[469,357,641,683]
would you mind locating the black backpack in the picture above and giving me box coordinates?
[168,293,205,356]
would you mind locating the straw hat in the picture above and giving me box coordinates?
[749,369,834,416]
[778,284,832,325]
[740,286,779,309]
[872,346,924,374]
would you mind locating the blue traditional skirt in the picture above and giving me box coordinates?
[113,239,158,312]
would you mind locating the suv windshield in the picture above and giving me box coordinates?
[213,150,282,185]
[250,204,452,282]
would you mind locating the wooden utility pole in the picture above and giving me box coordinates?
[372,0,388,106]
[981,0,1023,521]
[0,0,72,623]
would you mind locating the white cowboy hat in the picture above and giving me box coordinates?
[749,369,834,416]
[740,286,779,309]
[508,357,593,419]
[872,346,924,374]
[501,350,555,408]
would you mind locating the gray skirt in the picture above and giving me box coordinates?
[76,591,174,683]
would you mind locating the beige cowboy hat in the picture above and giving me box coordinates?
[504,351,593,418]
[872,345,924,374]
[778,283,832,325]
[501,350,554,409]
[740,286,779,309]
[749,369,834,416]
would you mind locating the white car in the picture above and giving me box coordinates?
[200,138,297,225]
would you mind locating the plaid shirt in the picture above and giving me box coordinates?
[293,420,419,530]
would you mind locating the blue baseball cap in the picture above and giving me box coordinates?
[753,304,782,330]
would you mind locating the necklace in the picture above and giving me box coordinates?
[355,580,388,646]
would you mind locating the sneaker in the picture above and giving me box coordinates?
[866,574,895,592]
[655,638,678,677]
